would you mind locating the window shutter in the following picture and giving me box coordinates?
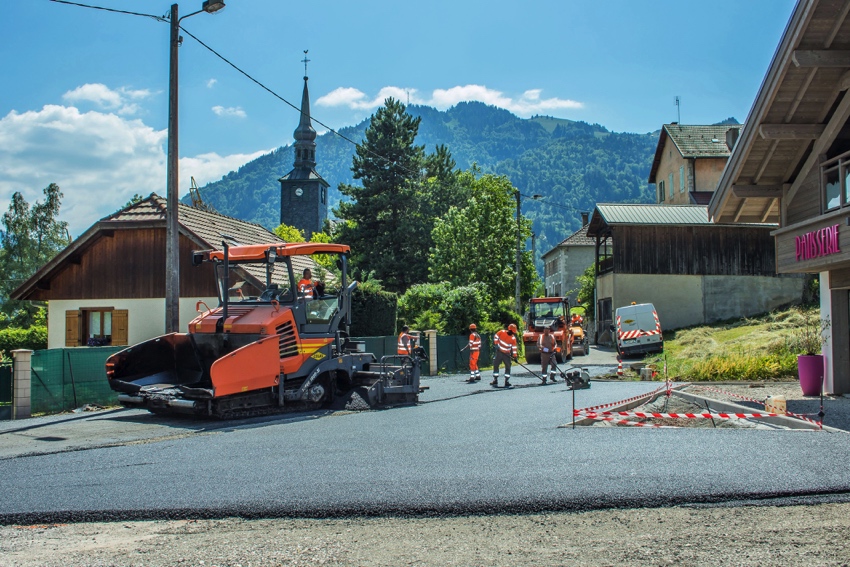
[112,310,129,346]
[65,310,80,347]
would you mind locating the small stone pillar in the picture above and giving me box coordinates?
[12,349,33,420]
[425,330,438,376]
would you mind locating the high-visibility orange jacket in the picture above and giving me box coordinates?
[398,332,412,355]
[468,332,482,351]
[493,329,518,357]
[297,278,315,299]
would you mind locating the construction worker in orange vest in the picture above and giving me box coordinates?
[463,323,482,383]
[397,325,414,356]
[491,323,518,388]
[297,268,316,300]
[537,326,559,384]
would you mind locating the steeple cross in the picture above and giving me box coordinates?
[302,50,310,78]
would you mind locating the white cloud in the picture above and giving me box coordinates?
[317,84,583,116]
[206,78,218,88]
[0,102,268,236]
[212,105,247,118]
[180,149,270,188]
[62,83,153,116]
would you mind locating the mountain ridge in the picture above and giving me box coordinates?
[196,102,732,257]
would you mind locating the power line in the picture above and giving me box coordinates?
[518,191,581,214]
[49,0,164,22]
[49,0,424,180]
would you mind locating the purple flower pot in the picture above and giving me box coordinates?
[797,354,825,396]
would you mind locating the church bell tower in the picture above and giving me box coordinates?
[279,53,328,239]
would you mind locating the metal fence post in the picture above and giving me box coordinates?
[11,349,33,420]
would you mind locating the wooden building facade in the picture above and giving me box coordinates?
[709,0,850,394]
[587,204,805,342]
[12,195,284,349]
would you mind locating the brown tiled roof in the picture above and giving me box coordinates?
[664,124,741,158]
[542,224,594,258]
[649,123,742,183]
[11,194,330,300]
[104,194,281,249]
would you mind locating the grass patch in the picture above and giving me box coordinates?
[643,305,819,382]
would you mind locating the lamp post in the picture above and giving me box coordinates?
[165,1,224,333]
[515,191,542,314]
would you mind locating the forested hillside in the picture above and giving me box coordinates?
[196,101,663,257]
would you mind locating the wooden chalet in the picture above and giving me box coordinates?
[709,0,850,393]
[10,194,301,349]
[586,203,805,342]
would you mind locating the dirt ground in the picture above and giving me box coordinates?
[3,503,850,566]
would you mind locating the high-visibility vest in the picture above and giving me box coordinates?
[538,333,556,354]
[494,329,517,357]
[398,332,412,355]
[469,332,481,351]
[297,278,314,299]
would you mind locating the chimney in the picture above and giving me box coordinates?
[581,211,589,226]
[726,127,740,151]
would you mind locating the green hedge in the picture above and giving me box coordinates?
[0,326,47,354]
[350,288,398,336]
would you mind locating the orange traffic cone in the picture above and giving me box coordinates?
[617,357,623,377]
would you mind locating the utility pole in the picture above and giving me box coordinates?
[515,190,521,314]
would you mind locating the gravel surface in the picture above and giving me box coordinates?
[3,502,850,566]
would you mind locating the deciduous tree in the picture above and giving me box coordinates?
[429,171,537,314]
[0,183,70,328]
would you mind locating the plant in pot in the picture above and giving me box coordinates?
[793,309,831,396]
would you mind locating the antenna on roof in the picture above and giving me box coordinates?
[188,177,217,213]
[674,96,681,124]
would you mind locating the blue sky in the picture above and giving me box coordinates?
[2,0,797,236]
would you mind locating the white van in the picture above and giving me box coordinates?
[613,303,663,357]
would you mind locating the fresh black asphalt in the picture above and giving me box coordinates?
[2,364,850,524]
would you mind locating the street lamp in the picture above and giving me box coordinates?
[165,1,224,333]
[515,191,542,314]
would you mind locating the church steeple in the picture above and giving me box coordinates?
[293,53,316,170]
[278,51,328,240]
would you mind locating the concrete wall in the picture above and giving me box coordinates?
[612,274,704,330]
[702,275,805,323]
[595,273,805,332]
[48,297,218,349]
[694,158,727,193]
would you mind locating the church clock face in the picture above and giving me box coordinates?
[295,188,303,197]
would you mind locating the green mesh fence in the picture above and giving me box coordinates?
[0,363,10,420]
[435,334,493,374]
[30,347,123,414]
[352,336,431,375]
[0,363,11,404]
[352,333,493,375]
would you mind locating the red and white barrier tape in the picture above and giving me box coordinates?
[590,416,676,428]
[576,410,779,420]
[689,385,823,427]
[575,383,667,414]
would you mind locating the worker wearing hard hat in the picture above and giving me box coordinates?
[464,324,482,383]
[537,326,559,384]
[491,323,519,388]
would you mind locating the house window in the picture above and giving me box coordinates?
[84,309,112,346]
[65,308,129,347]
[679,165,685,192]
[668,173,674,199]
[819,150,850,211]
[659,181,665,202]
